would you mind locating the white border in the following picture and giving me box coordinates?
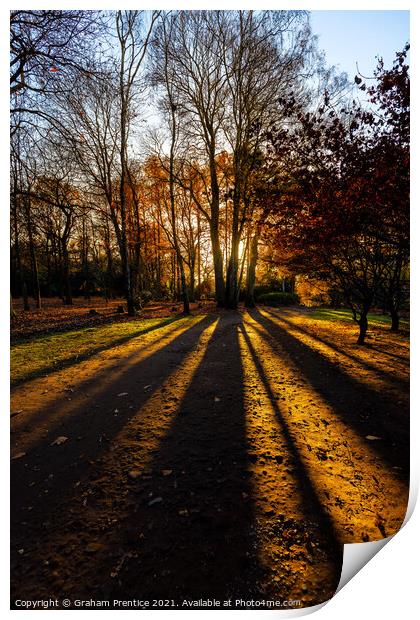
[2,2,417,618]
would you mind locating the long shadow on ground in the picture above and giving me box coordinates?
[62,313,265,605]
[11,316,182,386]
[45,314,342,607]
[18,306,407,607]
[276,312,408,390]
[11,315,217,601]
[238,323,343,601]
[249,308,409,480]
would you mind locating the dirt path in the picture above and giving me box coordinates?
[10,308,409,609]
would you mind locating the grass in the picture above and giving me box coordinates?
[10,315,184,385]
[311,307,409,328]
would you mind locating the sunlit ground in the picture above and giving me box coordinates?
[10,307,409,608]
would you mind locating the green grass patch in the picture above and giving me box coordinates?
[10,315,191,385]
[311,307,409,328]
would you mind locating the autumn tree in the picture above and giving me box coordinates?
[263,47,409,343]
[356,45,410,331]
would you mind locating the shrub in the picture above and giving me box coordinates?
[254,281,283,299]
[133,290,153,310]
[257,292,300,307]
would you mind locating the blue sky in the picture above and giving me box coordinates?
[310,11,410,78]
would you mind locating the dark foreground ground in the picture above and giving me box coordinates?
[10,306,409,609]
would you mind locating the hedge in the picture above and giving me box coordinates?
[257,292,300,306]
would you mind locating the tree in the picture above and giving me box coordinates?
[10,135,30,309]
[10,10,102,135]
[115,10,160,315]
[357,44,410,331]
[262,47,409,343]
[220,11,315,308]
[150,14,190,313]
[151,11,228,306]
[51,11,159,314]
[34,174,81,305]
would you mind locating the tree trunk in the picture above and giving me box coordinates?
[127,165,142,310]
[189,258,195,303]
[104,218,113,301]
[118,46,135,316]
[82,217,90,300]
[169,157,189,314]
[211,226,225,307]
[11,186,29,309]
[164,53,190,315]
[30,247,42,310]
[236,234,249,304]
[225,232,240,309]
[45,237,52,297]
[390,307,400,332]
[118,156,135,315]
[122,240,134,315]
[245,231,259,308]
[156,222,162,298]
[56,238,64,301]
[357,312,368,345]
[25,194,41,309]
[179,259,190,314]
[22,281,29,311]
[208,148,224,307]
[11,293,17,320]
[225,189,241,309]
[61,242,73,305]
[197,211,201,299]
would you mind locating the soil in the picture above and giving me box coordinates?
[10,307,409,609]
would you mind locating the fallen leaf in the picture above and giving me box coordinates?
[11,451,26,460]
[161,469,173,476]
[86,542,103,554]
[51,436,68,446]
[375,515,387,537]
[366,435,382,441]
[110,552,132,578]
[148,497,163,506]
[128,470,142,479]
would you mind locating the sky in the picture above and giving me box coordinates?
[310,10,410,78]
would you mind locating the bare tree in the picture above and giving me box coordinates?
[49,11,159,314]
[221,11,315,308]
[115,10,160,314]
[10,10,103,136]
[150,14,193,312]
[152,11,228,306]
